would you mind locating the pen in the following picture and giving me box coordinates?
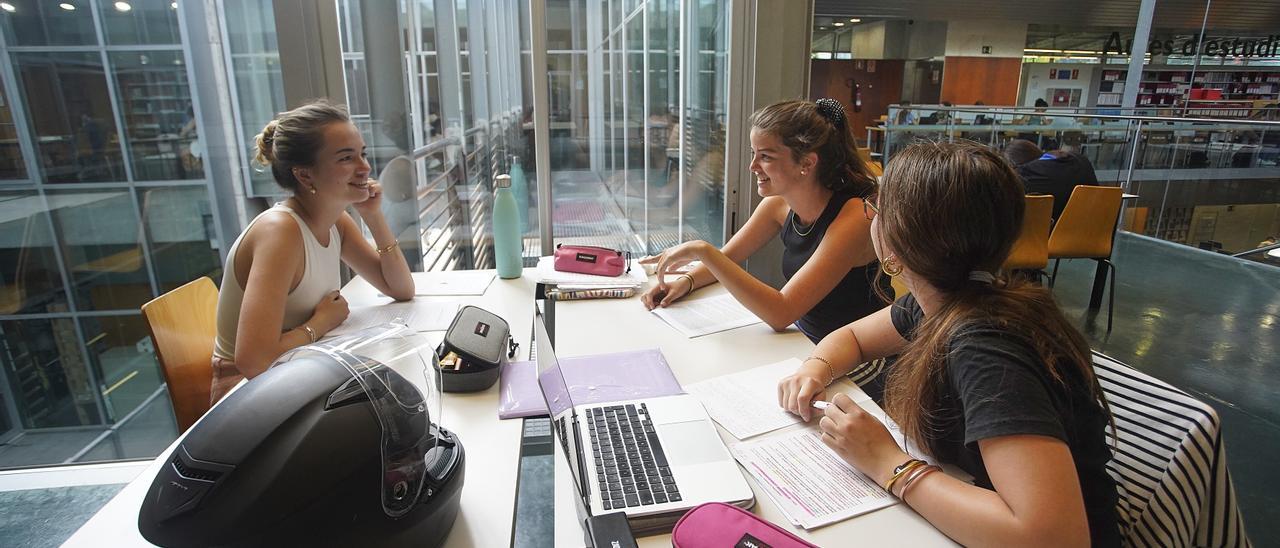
[811,400,832,410]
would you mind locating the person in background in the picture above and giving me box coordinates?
[1003,139,1100,222]
[778,141,1119,546]
[211,100,415,403]
[641,98,890,348]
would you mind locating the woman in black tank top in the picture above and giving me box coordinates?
[641,99,889,344]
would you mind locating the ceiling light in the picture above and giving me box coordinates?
[849,18,861,23]
[171,1,176,8]
[59,2,75,10]
[833,22,844,26]
[114,1,131,12]
[0,3,15,13]
[818,26,826,30]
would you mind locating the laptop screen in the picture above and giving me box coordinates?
[533,307,590,507]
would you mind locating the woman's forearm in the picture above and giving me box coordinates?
[362,213,415,300]
[698,246,802,330]
[899,471,1088,548]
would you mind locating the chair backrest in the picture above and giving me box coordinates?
[1003,195,1054,271]
[1092,352,1251,547]
[1048,185,1123,259]
[141,277,218,433]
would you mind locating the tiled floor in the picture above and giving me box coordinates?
[1050,233,1280,546]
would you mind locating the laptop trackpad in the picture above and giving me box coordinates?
[661,421,727,466]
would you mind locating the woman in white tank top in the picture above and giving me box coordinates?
[210,101,415,403]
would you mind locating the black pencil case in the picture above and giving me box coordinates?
[434,305,514,393]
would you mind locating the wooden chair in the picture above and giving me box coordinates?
[1048,185,1123,331]
[1002,195,1054,273]
[141,277,218,433]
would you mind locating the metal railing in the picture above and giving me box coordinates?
[880,106,1280,263]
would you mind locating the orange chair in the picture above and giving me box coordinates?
[1002,195,1054,273]
[141,277,218,433]
[1048,186,1123,331]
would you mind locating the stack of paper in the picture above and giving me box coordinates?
[685,359,905,530]
[650,293,763,337]
[685,358,862,439]
[327,300,461,337]
[534,256,647,288]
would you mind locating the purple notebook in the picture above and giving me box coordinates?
[497,348,684,419]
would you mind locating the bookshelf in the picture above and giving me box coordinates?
[1095,68,1280,117]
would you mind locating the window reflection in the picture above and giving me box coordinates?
[14,52,125,183]
[0,318,101,430]
[139,187,219,293]
[47,190,150,312]
[111,51,202,180]
[222,0,285,196]
[0,193,69,315]
[99,0,181,45]
[80,314,159,423]
[0,0,96,46]
[0,83,25,179]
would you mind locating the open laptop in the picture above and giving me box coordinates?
[533,307,754,533]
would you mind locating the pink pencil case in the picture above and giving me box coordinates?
[672,502,817,548]
[552,244,630,277]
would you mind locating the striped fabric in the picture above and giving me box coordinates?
[1092,352,1252,547]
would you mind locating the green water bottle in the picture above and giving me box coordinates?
[493,174,522,279]
[509,156,530,233]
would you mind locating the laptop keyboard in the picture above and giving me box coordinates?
[587,403,682,510]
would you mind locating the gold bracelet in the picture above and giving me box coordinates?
[899,465,941,500]
[805,356,836,385]
[376,241,399,255]
[300,324,317,344]
[883,458,927,493]
[678,273,695,290]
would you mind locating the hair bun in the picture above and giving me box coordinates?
[254,120,278,166]
[815,98,847,129]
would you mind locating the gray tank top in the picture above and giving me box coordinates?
[213,204,342,360]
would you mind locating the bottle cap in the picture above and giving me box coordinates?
[495,174,512,188]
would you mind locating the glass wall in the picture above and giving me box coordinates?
[0,0,220,468]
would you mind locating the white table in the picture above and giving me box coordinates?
[549,283,953,547]
[63,269,538,548]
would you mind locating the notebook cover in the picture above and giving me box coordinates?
[498,348,684,419]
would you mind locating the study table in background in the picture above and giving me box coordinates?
[550,283,952,547]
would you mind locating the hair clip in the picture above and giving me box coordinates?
[815,98,847,129]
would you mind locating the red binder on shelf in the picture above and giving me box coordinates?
[497,348,683,419]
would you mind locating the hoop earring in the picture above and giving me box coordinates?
[881,256,903,277]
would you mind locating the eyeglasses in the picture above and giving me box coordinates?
[863,194,879,220]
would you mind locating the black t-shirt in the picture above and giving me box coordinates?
[780,186,890,342]
[888,294,1120,547]
[1016,153,1100,221]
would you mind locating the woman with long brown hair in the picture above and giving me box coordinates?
[641,99,889,344]
[778,141,1119,546]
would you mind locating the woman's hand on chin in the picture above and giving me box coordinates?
[351,179,383,218]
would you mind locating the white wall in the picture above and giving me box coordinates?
[1021,63,1096,107]
[906,21,947,59]
[944,20,1027,58]
[850,21,888,59]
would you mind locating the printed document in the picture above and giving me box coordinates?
[650,293,762,337]
[731,429,897,530]
[328,300,460,337]
[685,358,865,440]
[412,271,495,296]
